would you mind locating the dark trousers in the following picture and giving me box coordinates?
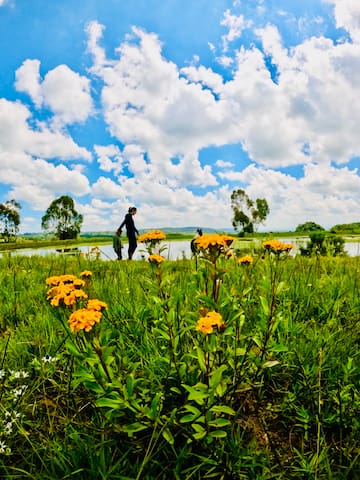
[128,233,137,259]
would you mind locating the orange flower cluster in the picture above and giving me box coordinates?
[194,234,235,260]
[138,230,166,243]
[148,253,165,264]
[238,255,254,265]
[262,240,294,253]
[46,274,88,307]
[196,311,224,335]
[68,299,108,332]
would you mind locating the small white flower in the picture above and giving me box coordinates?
[4,421,13,435]
[12,370,29,379]
[0,370,6,379]
[12,385,28,399]
[42,354,58,363]
[0,440,8,454]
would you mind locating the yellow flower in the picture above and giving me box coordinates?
[68,308,102,333]
[194,233,236,255]
[47,283,87,307]
[87,299,108,312]
[138,230,166,243]
[80,270,93,278]
[196,311,224,335]
[262,240,294,253]
[238,255,254,265]
[148,254,165,264]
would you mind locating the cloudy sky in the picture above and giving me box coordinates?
[0,0,359,233]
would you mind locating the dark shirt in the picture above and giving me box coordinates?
[119,213,139,236]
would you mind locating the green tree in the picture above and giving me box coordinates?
[0,199,21,242]
[231,189,269,235]
[295,221,324,232]
[41,195,83,240]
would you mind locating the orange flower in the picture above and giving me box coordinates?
[262,240,294,253]
[80,270,93,278]
[138,230,166,243]
[238,255,254,265]
[196,311,224,335]
[87,299,108,312]
[148,254,165,264]
[68,308,102,333]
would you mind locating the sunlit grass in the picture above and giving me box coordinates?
[0,249,359,479]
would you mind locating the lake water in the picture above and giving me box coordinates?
[2,238,360,260]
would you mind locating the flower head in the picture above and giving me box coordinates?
[148,253,165,264]
[194,233,235,261]
[262,240,294,253]
[196,311,224,335]
[138,230,166,243]
[87,299,108,312]
[238,255,254,265]
[68,308,102,333]
[80,270,92,278]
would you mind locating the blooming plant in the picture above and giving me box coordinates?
[138,229,167,256]
[238,255,254,265]
[45,271,107,334]
[262,239,294,254]
[194,233,236,302]
[196,311,224,335]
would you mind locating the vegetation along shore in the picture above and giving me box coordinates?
[0,231,359,479]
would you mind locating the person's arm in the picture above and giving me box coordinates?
[118,218,126,230]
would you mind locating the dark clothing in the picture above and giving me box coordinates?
[112,233,122,260]
[119,213,139,260]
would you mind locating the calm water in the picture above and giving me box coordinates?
[2,238,360,260]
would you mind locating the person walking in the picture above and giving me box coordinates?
[118,207,139,260]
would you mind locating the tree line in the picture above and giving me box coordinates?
[0,191,358,242]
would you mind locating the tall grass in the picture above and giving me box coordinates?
[0,248,359,479]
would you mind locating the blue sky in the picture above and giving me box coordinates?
[0,0,359,233]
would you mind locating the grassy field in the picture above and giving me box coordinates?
[0,236,359,479]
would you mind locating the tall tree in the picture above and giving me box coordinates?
[231,189,269,235]
[41,195,83,240]
[0,199,21,242]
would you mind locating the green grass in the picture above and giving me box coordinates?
[0,247,359,479]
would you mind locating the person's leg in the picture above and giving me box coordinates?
[128,234,137,259]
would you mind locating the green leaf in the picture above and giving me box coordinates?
[270,344,288,352]
[126,375,134,398]
[182,383,209,405]
[262,360,280,368]
[209,430,227,438]
[208,418,231,428]
[209,365,227,389]
[179,414,197,423]
[162,428,174,445]
[196,347,206,373]
[95,396,123,409]
[235,347,246,356]
[122,422,148,436]
[210,405,236,416]
[260,296,270,316]
[193,430,207,440]
[184,405,201,416]
[192,423,206,433]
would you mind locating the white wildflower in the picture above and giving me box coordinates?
[42,354,58,363]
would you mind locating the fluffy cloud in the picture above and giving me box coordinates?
[1,4,360,233]
[0,98,91,160]
[327,0,360,43]
[81,16,360,231]
[15,61,93,125]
